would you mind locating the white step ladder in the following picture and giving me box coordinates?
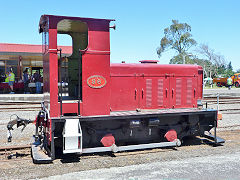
[63,119,82,154]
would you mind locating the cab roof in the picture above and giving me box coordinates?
[39,14,115,33]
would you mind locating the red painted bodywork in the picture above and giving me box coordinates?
[39,15,203,120]
[110,63,202,111]
[111,63,202,111]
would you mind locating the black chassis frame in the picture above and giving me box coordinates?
[49,108,217,160]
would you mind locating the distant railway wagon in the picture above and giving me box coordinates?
[7,15,224,163]
[213,73,240,87]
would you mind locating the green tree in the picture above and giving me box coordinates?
[157,20,197,63]
[169,53,195,64]
[217,64,227,76]
[226,61,234,77]
[227,61,233,71]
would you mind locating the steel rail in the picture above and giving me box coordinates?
[0,144,31,151]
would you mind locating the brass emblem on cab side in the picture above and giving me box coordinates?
[87,75,107,88]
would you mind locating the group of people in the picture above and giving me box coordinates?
[23,69,42,94]
[5,68,42,94]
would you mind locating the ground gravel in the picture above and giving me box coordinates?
[0,130,240,179]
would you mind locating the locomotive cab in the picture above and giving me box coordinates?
[39,15,113,117]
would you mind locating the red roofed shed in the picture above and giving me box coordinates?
[0,43,71,82]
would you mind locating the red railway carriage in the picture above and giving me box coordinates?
[28,14,223,163]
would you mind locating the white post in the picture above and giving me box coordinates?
[217,93,219,111]
[210,71,212,88]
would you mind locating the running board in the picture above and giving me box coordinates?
[203,132,225,144]
[82,140,181,154]
[31,142,52,164]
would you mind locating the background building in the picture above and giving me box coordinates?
[0,43,71,82]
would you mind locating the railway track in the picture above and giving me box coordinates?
[203,97,240,105]
[0,101,40,105]
[0,102,41,112]
[202,96,240,114]
[0,95,239,110]
[0,145,31,161]
[0,107,41,112]
[203,96,240,114]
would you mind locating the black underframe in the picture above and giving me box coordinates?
[49,109,217,159]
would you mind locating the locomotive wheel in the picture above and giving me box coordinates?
[235,82,239,88]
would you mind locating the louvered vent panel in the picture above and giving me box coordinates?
[146,79,152,107]
[157,79,163,106]
[186,78,192,104]
[176,78,182,106]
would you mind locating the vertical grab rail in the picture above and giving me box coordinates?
[78,49,82,116]
[57,48,63,117]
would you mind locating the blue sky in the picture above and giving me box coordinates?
[0,0,239,70]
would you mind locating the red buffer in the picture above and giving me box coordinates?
[165,129,178,142]
[101,134,115,147]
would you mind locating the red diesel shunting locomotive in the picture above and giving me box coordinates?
[7,15,224,163]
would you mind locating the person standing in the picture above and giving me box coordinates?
[5,72,9,83]
[23,69,30,94]
[8,68,15,94]
[227,76,233,90]
[33,71,42,93]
